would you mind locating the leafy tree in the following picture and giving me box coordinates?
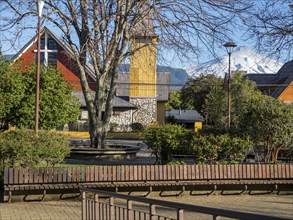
[1,0,251,148]
[202,78,226,126]
[180,74,223,114]
[0,61,80,130]
[0,58,26,130]
[239,94,293,163]
[166,91,181,110]
[203,72,259,127]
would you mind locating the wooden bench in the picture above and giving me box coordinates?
[4,164,293,202]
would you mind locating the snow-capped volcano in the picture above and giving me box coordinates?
[186,47,283,78]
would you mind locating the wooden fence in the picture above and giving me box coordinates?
[4,164,293,185]
[4,164,293,202]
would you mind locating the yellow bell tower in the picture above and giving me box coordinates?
[129,37,158,97]
[129,2,158,125]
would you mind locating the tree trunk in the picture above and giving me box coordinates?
[271,147,281,163]
[264,142,271,163]
[89,116,107,149]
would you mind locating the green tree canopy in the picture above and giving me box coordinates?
[203,72,259,127]
[166,91,182,110]
[239,94,293,162]
[180,74,223,114]
[0,60,80,130]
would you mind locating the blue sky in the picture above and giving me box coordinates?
[0,1,291,69]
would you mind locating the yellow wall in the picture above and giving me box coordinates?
[278,81,293,103]
[129,37,158,97]
[157,101,166,125]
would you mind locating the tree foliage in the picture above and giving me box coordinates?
[239,94,293,163]
[180,74,223,114]
[203,72,259,127]
[0,129,71,169]
[0,0,252,148]
[0,60,80,130]
[144,124,193,164]
[144,124,251,164]
[0,57,26,129]
[178,73,258,127]
[165,91,181,110]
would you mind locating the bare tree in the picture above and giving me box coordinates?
[0,0,251,148]
[243,0,293,60]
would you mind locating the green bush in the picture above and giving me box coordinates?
[131,123,145,132]
[37,131,71,166]
[144,124,251,165]
[166,160,187,165]
[220,160,239,165]
[192,133,251,164]
[217,134,251,161]
[192,134,220,164]
[0,129,40,168]
[144,124,193,164]
[0,129,70,169]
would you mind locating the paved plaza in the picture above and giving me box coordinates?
[0,194,292,220]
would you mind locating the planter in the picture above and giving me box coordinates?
[69,145,140,161]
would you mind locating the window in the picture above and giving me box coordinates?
[80,110,89,120]
[35,32,58,67]
[48,52,57,66]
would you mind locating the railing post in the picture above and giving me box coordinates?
[109,196,115,220]
[177,209,184,220]
[150,204,156,220]
[82,191,86,220]
[127,200,133,220]
[94,193,99,220]
[213,215,220,220]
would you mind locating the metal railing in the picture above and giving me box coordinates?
[81,188,291,220]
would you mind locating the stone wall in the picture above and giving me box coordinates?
[129,97,157,126]
[60,97,157,132]
[110,110,133,132]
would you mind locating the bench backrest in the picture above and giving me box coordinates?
[4,164,293,185]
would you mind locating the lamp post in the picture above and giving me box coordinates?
[35,0,44,135]
[223,42,237,129]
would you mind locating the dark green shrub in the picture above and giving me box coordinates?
[144,124,251,165]
[37,131,71,166]
[0,129,70,168]
[144,124,192,164]
[221,160,239,165]
[192,133,251,164]
[0,129,40,168]
[132,123,144,132]
[217,134,251,162]
[192,134,220,164]
[166,160,187,165]
[82,121,89,132]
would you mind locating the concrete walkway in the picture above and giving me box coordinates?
[0,194,292,220]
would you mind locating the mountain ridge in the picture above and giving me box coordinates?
[186,47,283,78]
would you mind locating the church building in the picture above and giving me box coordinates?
[8,20,170,131]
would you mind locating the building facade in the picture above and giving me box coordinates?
[10,27,170,132]
[244,60,293,103]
